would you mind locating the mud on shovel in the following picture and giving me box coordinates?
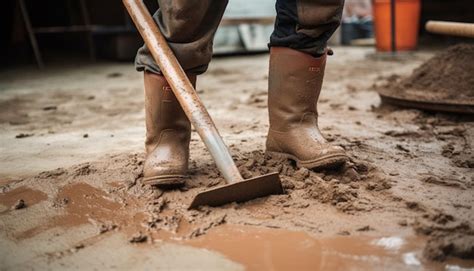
[123,0,283,209]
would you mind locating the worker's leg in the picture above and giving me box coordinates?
[135,0,228,75]
[266,0,348,170]
[270,0,344,56]
[139,0,228,187]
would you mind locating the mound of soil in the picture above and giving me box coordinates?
[380,44,474,104]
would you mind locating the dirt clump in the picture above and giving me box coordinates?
[230,151,390,214]
[380,44,474,103]
[413,210,474,261]
[15,133,34,139]
[129,232,148,243]
[424,234,474,261]
[420,175,468,189]
[12,199,26,210]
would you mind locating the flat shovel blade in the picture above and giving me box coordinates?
[188,172,283,209]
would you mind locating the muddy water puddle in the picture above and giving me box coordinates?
[3,182,473,270]
[184,225,474,271]
[0,186,47,213]
[54,183,123,226]
[15,182,146,239]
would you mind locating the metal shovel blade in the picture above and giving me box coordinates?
[189,172,283,209]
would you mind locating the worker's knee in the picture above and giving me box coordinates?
[296,0,345,27]
[159,0,223,42]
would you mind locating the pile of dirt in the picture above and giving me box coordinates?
[380,44,474,103]
[131,149,393,236]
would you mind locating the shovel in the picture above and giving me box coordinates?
[123,0,284,209]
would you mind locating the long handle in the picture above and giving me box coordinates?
[426,21,474,39]
[123,0,244,184]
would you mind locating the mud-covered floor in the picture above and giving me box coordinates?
[0,47,473,270]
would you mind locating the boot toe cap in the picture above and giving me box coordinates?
[303,144,348,169]
[143,159,188,187]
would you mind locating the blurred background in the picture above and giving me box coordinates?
[1,0,473,69]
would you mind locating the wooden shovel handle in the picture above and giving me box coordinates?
[426,21,474,39]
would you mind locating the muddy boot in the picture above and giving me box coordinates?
[266,47,348,169]
[143,71,196,187]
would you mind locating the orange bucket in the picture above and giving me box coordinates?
[373,0,421,51]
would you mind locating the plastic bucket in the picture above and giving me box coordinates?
[373,0,421,51]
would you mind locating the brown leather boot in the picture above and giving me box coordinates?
[143,71,196,187]
[266,47,348,169]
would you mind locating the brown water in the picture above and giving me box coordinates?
[15,183,145,239]
[0,186,47,212]
[3,182,473,270]
[186,225,474,271]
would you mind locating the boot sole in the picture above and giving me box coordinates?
[143,175,186,187]
[266,151,348,170]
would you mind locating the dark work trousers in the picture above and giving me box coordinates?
[135,0,344,75]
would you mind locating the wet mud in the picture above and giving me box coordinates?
[0,186,47,213]
[15,182,146,239]
[413,211,474,261]
[5,151,391,239]
[1,148,471,267]
[3,161,472,270]
[1,48,473,269]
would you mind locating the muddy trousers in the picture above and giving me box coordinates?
[135,0,344,75]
